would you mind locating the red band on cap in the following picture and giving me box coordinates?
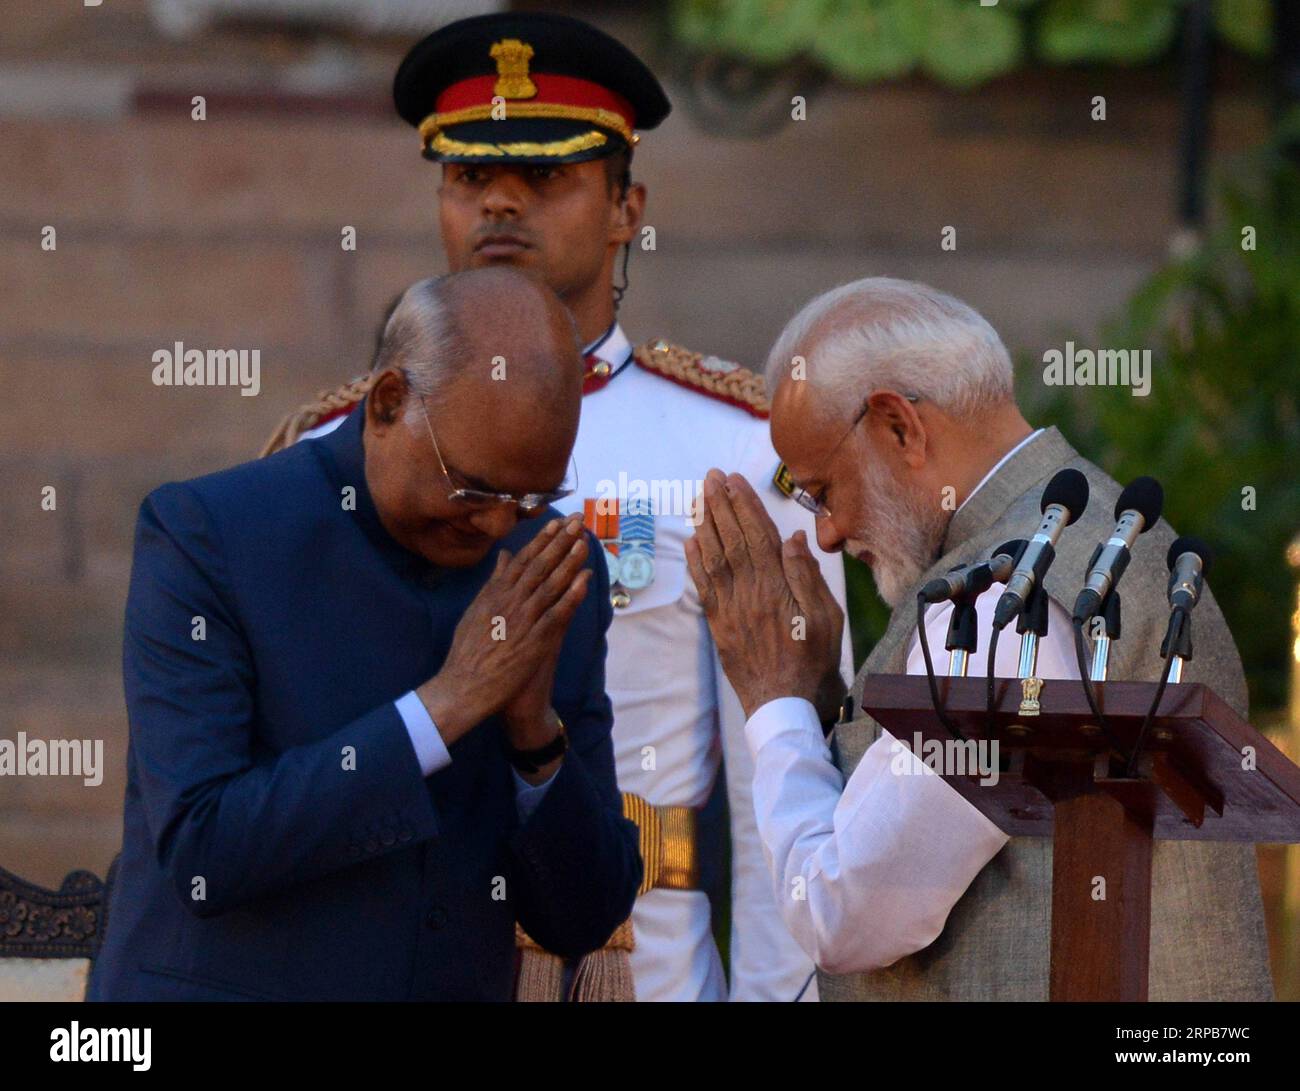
[435,74,636,132]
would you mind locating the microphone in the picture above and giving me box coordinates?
[1071,476,1164,622]
[986,540,1023,585]
[1126,535,1216,770]
[1167,536,1213,611]
[993,468,1090,629]
[919,539,1024,604]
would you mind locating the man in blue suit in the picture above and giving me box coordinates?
[89,268,642,1001]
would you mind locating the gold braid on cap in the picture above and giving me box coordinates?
[258,374,374,458]
[429,130,608,159]
[418,102,636,151]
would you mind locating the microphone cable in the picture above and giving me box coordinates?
[1071,615,1129,761]
[1124,605,1189,777]
[985,622,1002,736]
[916,593,968,742]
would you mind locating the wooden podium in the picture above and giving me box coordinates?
[858,675,1300,1000]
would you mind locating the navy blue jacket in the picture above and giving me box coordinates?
[88,406,640,1001]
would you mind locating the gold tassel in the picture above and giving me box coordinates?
[514,918,636,1002]
[568,949,635,1001]
[514,922,565,1002]
[515,940,566,1002]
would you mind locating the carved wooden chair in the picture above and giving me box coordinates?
[0,858,113,1001]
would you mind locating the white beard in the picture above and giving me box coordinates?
[847,461,949,608]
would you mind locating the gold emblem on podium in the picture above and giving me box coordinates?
[490,39,538,100]
[1019,676,1043,717]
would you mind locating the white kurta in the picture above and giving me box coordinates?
[741,435,1082,976]
[549,325,851,1001]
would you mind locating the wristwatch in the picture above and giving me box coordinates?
[505,717,568,774]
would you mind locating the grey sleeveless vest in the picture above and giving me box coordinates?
[819,428,1274,1001]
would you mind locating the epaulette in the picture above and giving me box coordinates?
[258,374,374,458]
[633,339,770,419]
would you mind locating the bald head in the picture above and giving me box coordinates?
[378,267,582,417]
[362,267,586,568]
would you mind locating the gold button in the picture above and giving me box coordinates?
[593,360,611,378]
[611,589,631,609]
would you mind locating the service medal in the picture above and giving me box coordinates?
[617,547,654,590]
[617,498,656,591]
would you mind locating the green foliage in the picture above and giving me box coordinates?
[811,0,928,83]
[845,552,892,671]
[1214,0,1273,55]
[1038,0,1181,65]
[1020,129,1300,711]
[917,0,1023,86]
[669,0,1273,89]
[672,0,828,63]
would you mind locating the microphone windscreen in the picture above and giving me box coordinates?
[1114,475,1163,526]
[994,539,1027,563]
[1167,535,1213,576]
[1041,468,1090,524]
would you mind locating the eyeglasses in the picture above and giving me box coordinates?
[789,392,921,519]
[417,394,577,515]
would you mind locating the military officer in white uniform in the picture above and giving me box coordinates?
[264,12,851,1002]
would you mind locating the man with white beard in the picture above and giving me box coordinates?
[685,276,1273,1000]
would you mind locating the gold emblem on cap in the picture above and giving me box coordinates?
[490,38,538,100]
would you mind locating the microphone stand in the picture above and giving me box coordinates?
[1125,605,1195,775]
[1161,606,1194,682]
[945,590,981,677]
[1088,591,1122,681]
[1016,583,1049,679]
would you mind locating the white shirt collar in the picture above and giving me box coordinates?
[582,323,632,368]
[957,428,1044,513]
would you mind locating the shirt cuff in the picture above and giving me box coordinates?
[394,690,452,777]
[512,767,557,824]
[744,696,831,762]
